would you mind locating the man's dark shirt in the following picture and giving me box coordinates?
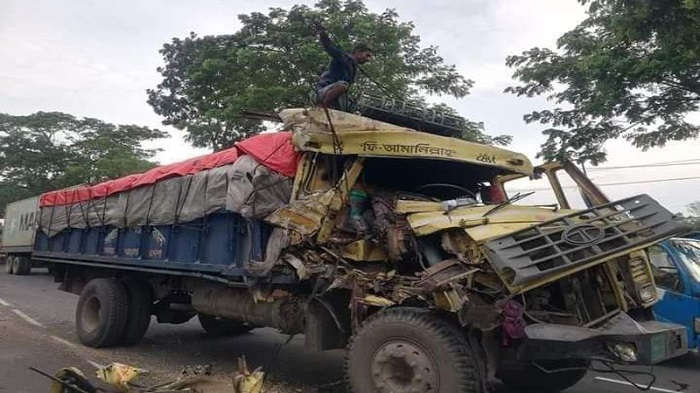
[317,32,358,89]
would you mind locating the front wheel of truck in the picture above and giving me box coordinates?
[345,307,483,393]
[497,359,589,392]
[76,278,129,348]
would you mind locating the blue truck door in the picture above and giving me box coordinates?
[649,244,700,348]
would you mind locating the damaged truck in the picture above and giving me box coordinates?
[16,107,690,392]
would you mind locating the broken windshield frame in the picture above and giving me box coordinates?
[494,160,611,210]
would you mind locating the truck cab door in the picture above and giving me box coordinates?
[649,244,700,348]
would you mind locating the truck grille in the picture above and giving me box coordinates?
[485,194,685,288]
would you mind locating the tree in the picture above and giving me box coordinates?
[0,112,167,215]
[147,0,499,151]
[681,202,700,231]
[506,0,700,164]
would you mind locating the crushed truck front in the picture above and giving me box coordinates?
[276,109,688,392]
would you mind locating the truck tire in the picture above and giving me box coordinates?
[198,314,252,337]
[5,256,15,274]
[76,278,129,348]
[346,307,483,393]
[497,359,589,392]
[14,256,32,275]
[120,280,153,345]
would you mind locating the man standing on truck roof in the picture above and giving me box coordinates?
[314,25,373,110]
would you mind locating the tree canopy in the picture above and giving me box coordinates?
[0,112,167,215]
[506,0,700,164]
[148,0,501,151]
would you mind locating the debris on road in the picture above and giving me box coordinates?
[96,363,148,392]
[141,364,212,392]
[232,356,264,393]
[29,366,98,393]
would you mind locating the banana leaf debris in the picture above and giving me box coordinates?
[32,362,215,393]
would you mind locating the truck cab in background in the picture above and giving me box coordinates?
[2,196,41,275]
[649,236,700,349]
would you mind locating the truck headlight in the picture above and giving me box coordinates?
[607,342,638,362]
[639,285,657,303]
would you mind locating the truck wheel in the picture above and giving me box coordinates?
[198,314,252,337]
[497,359,589,392]
[76,278,129,348]
[14,256,32,275]
[120,280,153,345]
[346,307,482,393]
[5,256,15,274]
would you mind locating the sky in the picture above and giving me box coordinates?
[1,0,699,213]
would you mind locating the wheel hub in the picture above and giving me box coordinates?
[371,341,438,393]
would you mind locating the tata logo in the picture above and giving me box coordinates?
[562,224,605,246]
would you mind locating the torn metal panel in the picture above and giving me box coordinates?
[264,190,334,236]
[414,259,478,292]
[433,288,467,312]
[407,204,568,236]
[394,199,443,214]
[458,295,502,331]
[316,158,365,243]
[441,231,475,263]
[281,108,534,176]
[282,254,309,280]
[281,108,408,134]
[340,240,388,262]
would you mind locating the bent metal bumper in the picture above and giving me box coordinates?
[517,312,687,365]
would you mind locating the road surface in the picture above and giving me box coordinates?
[1,268,699,392]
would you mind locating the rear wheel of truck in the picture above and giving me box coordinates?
[5,256,15,274]
[76,278,129,348]
[14,256,32,275]
[346,307,483,393]
[198,314,252,337]
[119,279,153,345]
[497,359,589,392]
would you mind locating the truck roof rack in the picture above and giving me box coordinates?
[354,93,466,138]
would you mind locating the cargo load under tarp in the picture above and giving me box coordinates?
[39,132,298,236]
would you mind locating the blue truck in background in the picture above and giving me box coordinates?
[650,234,700,349]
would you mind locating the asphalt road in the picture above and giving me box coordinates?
[1,268,700,393]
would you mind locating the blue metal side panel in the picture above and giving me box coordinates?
[31,211,274,281]
[34,231,49,252]
[169,219,202,263]
[50,232,67,253]
[120,228,142,259]
[84,227,103,256]
[250,220,273,261]
[68,229,84,254]
[201,213,238,267]
[142,227,166,260]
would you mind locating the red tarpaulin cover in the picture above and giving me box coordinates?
[237,132,299,177]
[40,131,299,207]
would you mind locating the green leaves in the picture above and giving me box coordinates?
[0,112,167,215]
[507,0,700,164]
[148,0,489,150]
